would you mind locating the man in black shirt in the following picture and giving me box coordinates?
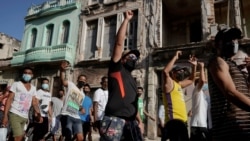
[99,10,143,141]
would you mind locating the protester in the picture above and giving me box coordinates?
[208,27,250,140]
[162,50,197,141]
[2,67,42,141]
[80,84,93,141]
[93,76,108,134]
[99,10,144,141]
[189,62,211,141]
[60,61,85,141]
[32,78,52,141]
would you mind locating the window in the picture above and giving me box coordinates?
[124,11,138,50]
[102,16,117,58]
[62,21,70,44]
[84,20,98,59]
[31,28,37,48]
[0,43,3,49]
[46,24,54,46]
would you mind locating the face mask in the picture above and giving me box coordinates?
[42,84,49,90]
[22,74,32,82]
[233,42,239,54]
[224,42,239,57]
[77,81,85,88]
[175,72,185,82]
[202,83,208,91]
[124,60,136,72]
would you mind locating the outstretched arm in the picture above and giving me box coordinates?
[196,62,206,91]
[60,61,69,87]
[180,55,197,88]
[112,10,134,62]
[163,51,182,93]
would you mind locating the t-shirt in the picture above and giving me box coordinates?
[61,81,85,119]
[138,97,144,121]
[190,85,210,128]
[79,95,92,122]
[9,81,37,119]
[105,60,138,120]
[51,97,63,117]
[163,81,187,123]
[93,88,108,121]
[36,89,52,117]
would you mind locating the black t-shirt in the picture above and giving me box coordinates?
[105,59,138,120]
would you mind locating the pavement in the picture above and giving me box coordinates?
[91,132,161,141]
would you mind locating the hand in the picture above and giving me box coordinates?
[138,122,144,134]
[149,116,156,121]
[2,116,8,127]
[80,108,86,114]
[189,54,197,66]
[198,62,204,68]
[61,60,70,71]
[125,10,133,20]
[175,50,182,60]
[188,110,192,117]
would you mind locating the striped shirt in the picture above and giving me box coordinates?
[208,57,250,140]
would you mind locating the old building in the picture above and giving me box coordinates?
[0,33,21,89]
[7,0,250,139]
[77,0,250,139]
[11,0,82,95]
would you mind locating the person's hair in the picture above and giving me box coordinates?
[58,89,64,93]
[137,86,143,91]
[101,76,108,83]
[77,74,87,81]
[84,83,91,89]
[22,67,34,73]
[41,78,49,83]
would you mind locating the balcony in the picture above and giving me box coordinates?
[25,0,80,20]
[11,44,76,66]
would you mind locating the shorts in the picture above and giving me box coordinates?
[82,121,91,134]
[32,117,49,140]
[61,115,82,140]
[100,116,125,141]
[9,112,28,137]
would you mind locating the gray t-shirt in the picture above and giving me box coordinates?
[51,97,63,117]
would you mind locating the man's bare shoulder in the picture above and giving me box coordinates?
[209,57,227,71]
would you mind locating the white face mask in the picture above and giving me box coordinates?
[233,42,239,54]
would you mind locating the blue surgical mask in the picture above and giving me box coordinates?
[202,83,208,91]
[22,74,32,82]
[42,84,49,90]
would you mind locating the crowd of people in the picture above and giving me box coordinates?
[1,10,250,141]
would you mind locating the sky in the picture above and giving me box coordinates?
[1,0,47,40]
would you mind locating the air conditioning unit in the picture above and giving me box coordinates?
[82,8,90,15]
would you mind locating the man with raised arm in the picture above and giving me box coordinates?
[99,10,143,141]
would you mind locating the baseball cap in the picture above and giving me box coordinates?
[215,28,243,43]
[172,65,186,72]
[122,49,140,59]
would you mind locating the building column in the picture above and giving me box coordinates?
[201,0,215,40]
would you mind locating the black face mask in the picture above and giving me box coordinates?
[77,81,85,88]
[124,60,136,72]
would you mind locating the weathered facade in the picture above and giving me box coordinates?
[6,0,250,139]
[0,33,21,89]
[77,0,250,139]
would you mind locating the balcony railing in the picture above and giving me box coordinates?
[11,44,76,66]
[27,0,78,16]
